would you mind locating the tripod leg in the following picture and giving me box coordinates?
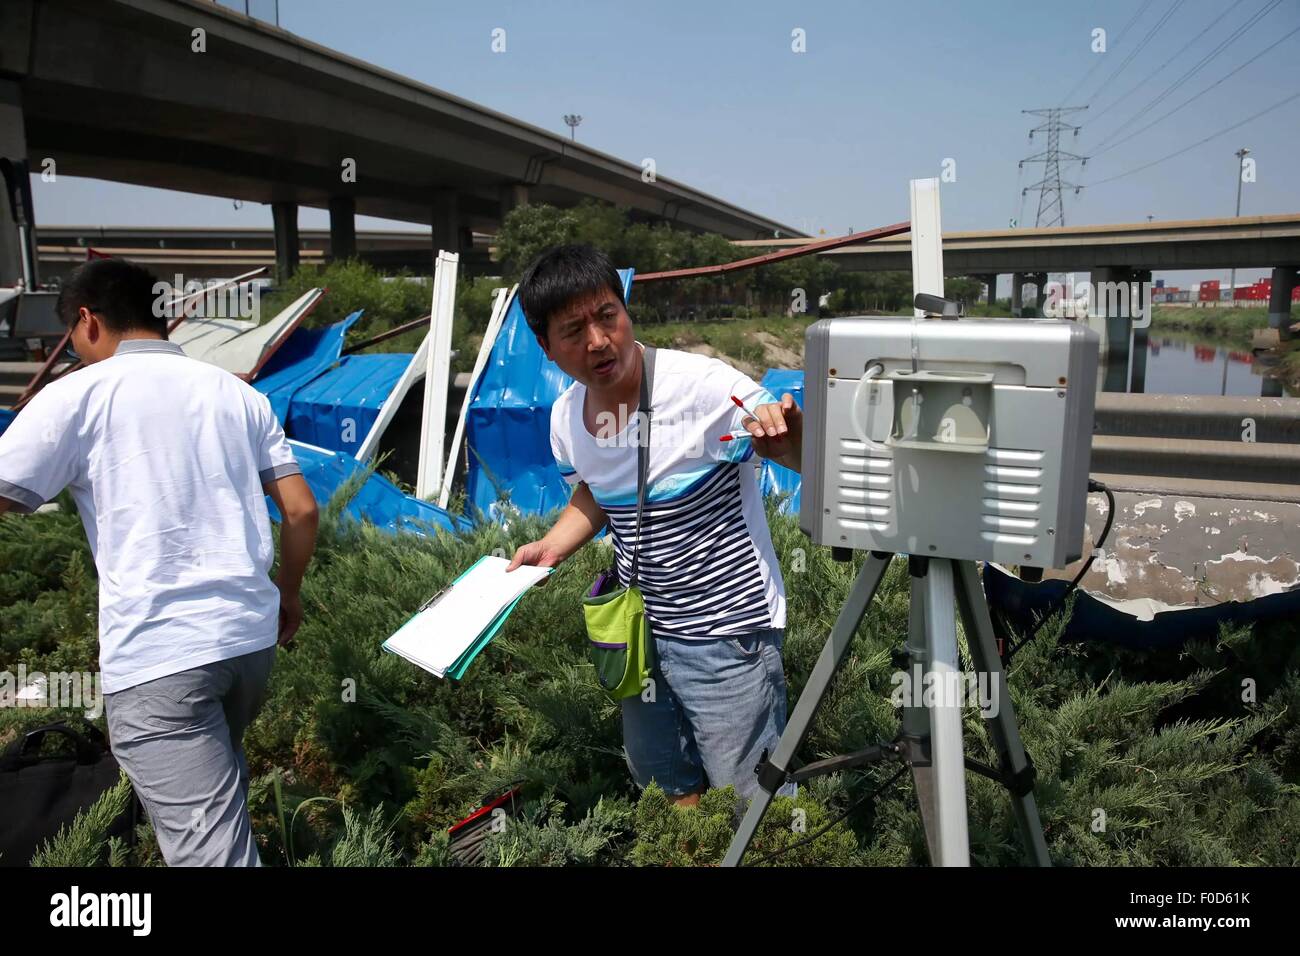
[903,570,940,860]
[921,559,970,866]
[955,560,1052,867]
[722,551,893,867]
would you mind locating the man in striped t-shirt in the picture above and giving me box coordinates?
[507,244,802,804]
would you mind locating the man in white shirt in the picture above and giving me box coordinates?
[0,258,319,865]
[508,244,801,805]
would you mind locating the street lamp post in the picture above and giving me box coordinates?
[563,114,582,141]
[1229,147,1250,308]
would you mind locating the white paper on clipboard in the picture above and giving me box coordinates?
[384,555,551,676]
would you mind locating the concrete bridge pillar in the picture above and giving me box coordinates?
[1090,266,1145,392]
[328,196,356,261]
[982,274,997,307]
[1130,268,1152,393]
[271,201,299,278]
[499,183,530,223]
[1025,272,1048,316]
[1011,272,1025,316]
[0,79,38,288]
[432,189,470,260]
[1269,266,1296,343]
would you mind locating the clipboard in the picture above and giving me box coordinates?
[382,555,552,679]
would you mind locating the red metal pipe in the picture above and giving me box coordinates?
[342,313,431,355]
[632,221,910,283]
[12,327,74,411]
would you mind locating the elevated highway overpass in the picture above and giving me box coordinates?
[0,0,801,284]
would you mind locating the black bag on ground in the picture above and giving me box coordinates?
[0,721,139,866]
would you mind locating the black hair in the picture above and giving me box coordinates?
[56,258,167,336]
[517,244,624,340]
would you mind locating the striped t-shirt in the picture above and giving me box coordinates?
[550,345,786,639]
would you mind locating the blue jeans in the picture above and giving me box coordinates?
[621,627,796,801]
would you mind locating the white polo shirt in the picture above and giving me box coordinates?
[0,339,301,693]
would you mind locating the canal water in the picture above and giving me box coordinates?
[1103,332,1295,398]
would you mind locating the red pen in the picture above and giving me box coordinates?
[720,395,765,442]
[730,395,761,420]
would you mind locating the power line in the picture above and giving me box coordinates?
[1090,23,1300,158]
[1059,0,1154,105]
[1092,0,1283,149]
[1080,89,1299,189]
[1089,0,1246,124]
[1088,0,1187,106]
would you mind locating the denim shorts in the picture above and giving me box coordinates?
[620,626,796,801]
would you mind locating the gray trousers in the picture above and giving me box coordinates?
[105,645,276,867]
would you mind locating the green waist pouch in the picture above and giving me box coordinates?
[583,578,654,699]
[582,345,657,702]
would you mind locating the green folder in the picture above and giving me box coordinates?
[382,555,551,680]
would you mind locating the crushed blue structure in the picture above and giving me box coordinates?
[248,311,467,535]
[274,439,471,535]
[0,278,812,536]
[249,293,804,536]
[286,353,411,457]
[255,310,362,423]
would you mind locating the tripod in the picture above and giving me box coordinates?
[723,552,1051,867]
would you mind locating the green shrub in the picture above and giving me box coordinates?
[4,489,1298,866]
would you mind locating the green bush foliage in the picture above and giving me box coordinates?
[4,493,1297,866]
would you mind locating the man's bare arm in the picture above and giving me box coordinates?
[507,481,606,570]
[264,473,319,644]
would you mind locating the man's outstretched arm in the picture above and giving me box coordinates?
[508,480,606,571]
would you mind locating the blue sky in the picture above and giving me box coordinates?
[31,0,1300,283]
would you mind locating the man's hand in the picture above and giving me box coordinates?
[507,540,566,573]
[276,582,303,646]
[743,392,803,473]
[505,482,606,580]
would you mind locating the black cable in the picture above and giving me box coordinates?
[1091,22,1300,158]
[1059,0,1154,105]
[743,762,908,866]
[1092,0,1282,149]
[1088,0,1246,125]
[1087,0,1187,107]
[1003,480,1116,663]
[1080,89,1300,189]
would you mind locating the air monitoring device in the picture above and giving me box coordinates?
[800,313,1098,569]
[725,179,1103,870]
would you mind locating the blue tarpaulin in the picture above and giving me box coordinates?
[0,408,13,437]
[286,353,412,456]
[254,311,362,424]
[983,561,1300,651]
[464,270,634,521]
[757,368,805,516]
[270,440,471,536]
